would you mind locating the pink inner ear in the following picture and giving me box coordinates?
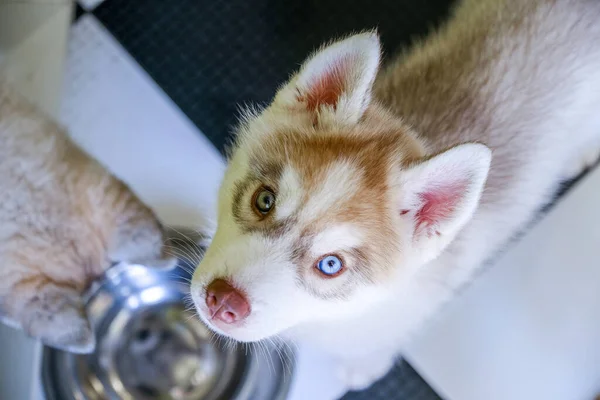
[299,55,355,112]
[414,181,467,234]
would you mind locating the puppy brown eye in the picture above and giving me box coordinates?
[252,187,276,215]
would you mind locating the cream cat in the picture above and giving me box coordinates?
[0,80,176,353]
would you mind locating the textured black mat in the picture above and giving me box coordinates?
[93,0,457,154]
[73,2,86,21]
[341,360,443,400]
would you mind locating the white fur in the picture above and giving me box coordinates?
[310,224,364,257]
[301,160,362,220]
[275,165,303,221]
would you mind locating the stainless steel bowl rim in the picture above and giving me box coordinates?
[42,262,295,400]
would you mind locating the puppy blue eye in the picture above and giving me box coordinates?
[317,255,343,276]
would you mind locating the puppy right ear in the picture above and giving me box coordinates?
[20,284,95,354]
[396,143,492,264]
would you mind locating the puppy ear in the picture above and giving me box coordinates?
[275,32,381,126]
[20,284,95,354]
[397,144,492,263]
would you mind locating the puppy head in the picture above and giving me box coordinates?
[191,33,491,342]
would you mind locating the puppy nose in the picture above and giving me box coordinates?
[205,279,250,324]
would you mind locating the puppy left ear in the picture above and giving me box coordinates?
[397,144,492,263]
[275,32,381,125]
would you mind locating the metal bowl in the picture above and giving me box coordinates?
[41,262,294,400]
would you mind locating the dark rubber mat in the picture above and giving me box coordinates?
[340,359,443,400]
[73,2,86,21]
[93,0,457,154]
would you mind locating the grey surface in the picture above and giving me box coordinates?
[0,324,38,400]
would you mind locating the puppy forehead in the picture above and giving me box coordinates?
[301,159,362,219]
[310,223,364,256]
[240,132,366,193]
[260,156,363,228]
[230,131,394,235]
[275,165,303,221]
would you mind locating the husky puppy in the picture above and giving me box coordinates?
[191,0,600,389]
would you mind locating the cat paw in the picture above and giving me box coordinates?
[336,356,395,391]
